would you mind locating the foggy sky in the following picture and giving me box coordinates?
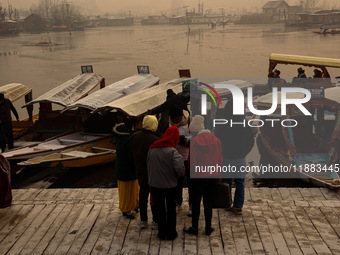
[5,0,340,15]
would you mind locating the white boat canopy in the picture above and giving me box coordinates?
[24,73,104,108]
[213,79,254,98]
[270,53,340,68]
[94,79,253,117]
[62,73,160,112]
[94,78,187,117]
[0,83,32,103]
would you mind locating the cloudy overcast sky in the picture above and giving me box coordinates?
[4,0,340,15]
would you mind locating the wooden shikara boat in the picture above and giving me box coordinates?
[255,87,340,190]
[21,66,105,138]
[61,65,160,112]
[0,83,36,139]
[17,138,116,168]
[313,29,340,35]
[254,53,340,95]
[2,132,113,162]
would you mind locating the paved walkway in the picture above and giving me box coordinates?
[0,188,340,254]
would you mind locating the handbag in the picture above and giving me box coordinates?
[212,182,231,209]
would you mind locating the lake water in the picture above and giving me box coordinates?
[2,23,340,188]
[2,23,340,92]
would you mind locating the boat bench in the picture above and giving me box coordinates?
[61,151,96,158]
[57,139,84,145]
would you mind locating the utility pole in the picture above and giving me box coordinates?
[184,6,190,32]
[65,2,72,35]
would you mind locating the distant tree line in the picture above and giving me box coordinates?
[30,0,84,26]
[300,0,339,12]
[0,5,19,22]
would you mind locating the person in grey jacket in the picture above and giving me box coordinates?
[147,126,185,240]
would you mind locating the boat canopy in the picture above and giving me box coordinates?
[62,73,160,112]
[213,79,253,98]
[94,78,187,117]
[24,73,104,108]
[0,83,32,103]
[269,53,340,78]
[94,79,253,117]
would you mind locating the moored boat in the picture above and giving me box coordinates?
[21,66,105,138]
[93,69,194,117]
[62,66,160,112]
[254,53,340,95]
[17,137,116,168]
[2,132,113,162]
[0,83,36,139]
[255,87,340,190]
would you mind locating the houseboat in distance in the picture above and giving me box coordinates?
[169,2,226,25]
[0,20,19,35]
[141,15,169,25]
[287,9,340,27]
[94,12,134,26]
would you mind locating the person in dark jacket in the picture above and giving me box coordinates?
[148,126,185,240]
[169,106,191,213]
[215,100,254,215]
[0,93,19,153]
[297,67,307,78]
[184,115,223,236]
[151,89,190,135]
[130,115,160,229]
[113,116,139,219]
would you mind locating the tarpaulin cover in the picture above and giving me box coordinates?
[95,78,186,117]
[0,155,12,208]
[0,83,32,103]
[62,73,160,112]
[24,73,104,107]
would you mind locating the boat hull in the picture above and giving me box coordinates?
[3,132,114,161]
[258,135,340,190]
[18,138,116,168]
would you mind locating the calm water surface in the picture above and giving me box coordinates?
[2,23,340,91]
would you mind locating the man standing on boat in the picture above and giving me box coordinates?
[0,93,19,153]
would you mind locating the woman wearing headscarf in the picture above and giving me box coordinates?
[184,115,222,236]
[113,116,139,219]
[169,106,191,213]
[147,126,185,240]
[130,115,160,229]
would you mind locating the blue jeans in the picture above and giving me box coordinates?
[222,158,246,209]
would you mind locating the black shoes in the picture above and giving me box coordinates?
[184,226,214,236]
[183,227,198,236]
[122,212,135,219]
[205,227,214,236]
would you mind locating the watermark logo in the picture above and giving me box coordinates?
[200,84,312,116]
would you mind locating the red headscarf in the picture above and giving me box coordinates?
[149,126,180,149]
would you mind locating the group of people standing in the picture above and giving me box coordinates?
[112,89,254,240]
